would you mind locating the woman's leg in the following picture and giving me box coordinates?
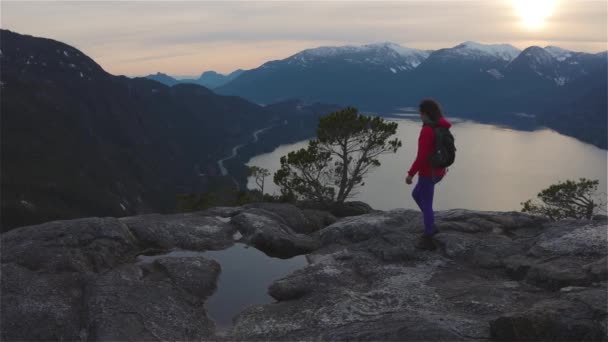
[417,176,437,236]
[411,178,423,210]
[412,179,422,210]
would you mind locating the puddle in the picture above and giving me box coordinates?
[136,243,308,332]
[203,243,308,332]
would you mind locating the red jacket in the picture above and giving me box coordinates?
[408,117,452,178]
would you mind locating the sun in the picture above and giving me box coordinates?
[513,0,557,29]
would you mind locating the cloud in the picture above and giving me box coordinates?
[2,1,606,75]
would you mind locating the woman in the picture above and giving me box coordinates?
[405,99,452,250]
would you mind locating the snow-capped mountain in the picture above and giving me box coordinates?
[508,46,559,77]
[413,41,521,80]
[507,46,567,86]
[217,40,606,130]
[283,42,431,73]
[444,41,521,61]
[506,46,606,86]
[420,41,521,68]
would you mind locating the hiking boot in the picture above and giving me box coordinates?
[415,234,437,251]
[428,227,440,237]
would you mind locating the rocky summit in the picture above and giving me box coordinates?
[1,203,606,341]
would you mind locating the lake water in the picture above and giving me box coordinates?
[246,118,608,212]
[137,244,308,332]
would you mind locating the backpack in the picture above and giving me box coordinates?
[425,122,456,168]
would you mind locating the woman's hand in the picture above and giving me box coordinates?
[405,175,413,185]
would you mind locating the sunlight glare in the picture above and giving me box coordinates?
[513,0,557,29]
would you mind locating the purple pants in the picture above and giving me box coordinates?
[412,175,443,236]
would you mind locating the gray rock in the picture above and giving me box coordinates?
[584,257,607,281]
[241,203,326,234]
[525,258,591,290]
[1,213,226,342]
[297,200,374,218]
[490,299,605,341]
[435,209,547,234]
[85,261,217,341]
[318,311,464,341]
[144,256,220,298]
[317,209,420,246]
[329,201,374,217]
[593,214,608,221]
[121,212,235,251]
[200,206,243,218]
[1,217,138,273]
[231,211,320,258]
[503,254,537,280]
[530,220,607,257]
[268,261,364,301]
[231,210,606,340]
[561,287,608,316]
[3,207,606,341]
[1,263,83,342]
[301,209,338,232]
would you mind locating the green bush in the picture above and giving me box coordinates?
[521,178,607,220]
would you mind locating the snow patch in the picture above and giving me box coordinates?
[63,50,70,57]
[486,68,504,79]
[514,112,536,119]
[292,42,429,69]
[544,46,572,62]
[232,231,243,240]
[453,41,521,61]
[20,200,35,209]
[554,76,566,86]
[390,67,397,74]
[119,203,127,211]
[80,72,84,78]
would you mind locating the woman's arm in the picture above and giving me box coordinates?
[408,126,434,177]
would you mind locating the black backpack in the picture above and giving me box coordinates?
[425,122,456,168]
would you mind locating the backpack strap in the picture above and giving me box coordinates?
[423,121,437,180]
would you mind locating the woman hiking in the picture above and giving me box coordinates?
[405,99,452,251]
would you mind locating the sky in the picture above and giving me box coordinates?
[1,1,607,77]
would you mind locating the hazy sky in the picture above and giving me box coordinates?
[2,1,607,76]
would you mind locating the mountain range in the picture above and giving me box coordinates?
[145,69,244,89]
[0,29,336,229]
[150,40,605,147]
[214,41,607,147]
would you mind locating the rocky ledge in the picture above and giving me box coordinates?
[2,202,606,341]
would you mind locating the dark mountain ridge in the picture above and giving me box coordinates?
[145,69,244,88]
[0,29,336,229]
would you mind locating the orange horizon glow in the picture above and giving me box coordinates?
[2,1,606,76]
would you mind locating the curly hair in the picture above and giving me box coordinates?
[419,98,444,123]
